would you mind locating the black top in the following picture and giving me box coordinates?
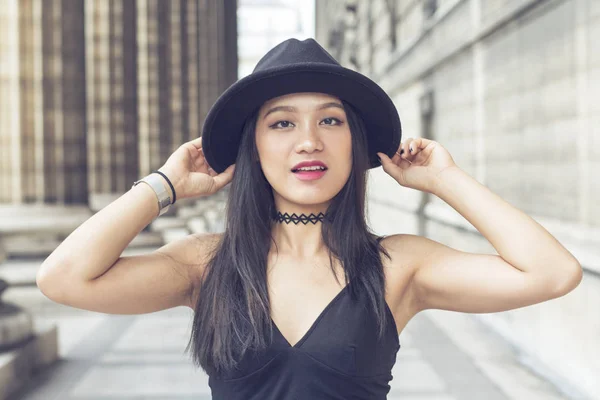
[208,269,401,399]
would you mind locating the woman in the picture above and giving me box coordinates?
[37,39,582,399]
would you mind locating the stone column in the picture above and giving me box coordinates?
[85,0,139,207]
[185,0,200,142]
[136,0,163,177]
[0,0,21,204]
[0,0,87,205]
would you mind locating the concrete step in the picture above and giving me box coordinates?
[161,228,192,244]
[129,230,164,248]
[148,215,188,232]
[0,205,91,259]
[1,230,163,261]
[187,217,210,234]
[0,231,164,287]
[0,322,58,400]
[2,235,67,260]
[0,260,40,286]
[0,205,92,235]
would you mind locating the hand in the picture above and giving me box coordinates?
[157,136,235,200]
[377,137,457,194]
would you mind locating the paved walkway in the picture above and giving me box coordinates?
[4,262,573,400]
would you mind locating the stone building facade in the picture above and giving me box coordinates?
[237,0,314,78]
[0,0,237,207]
[316,0,599,398]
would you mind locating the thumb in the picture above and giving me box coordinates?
[377,152,405,182]
[211,163,236,191]
[377,152,395,172]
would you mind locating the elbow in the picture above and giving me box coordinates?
[36,263,67,303]
[36,267,56,301]
[551,262,584,297]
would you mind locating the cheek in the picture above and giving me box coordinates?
[256,140,288,181]
[331,132,353,172]
[256,132,279,162]
[260,140,286,161]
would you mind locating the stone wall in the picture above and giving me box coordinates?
[316,0,599,398]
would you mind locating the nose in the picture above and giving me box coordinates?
[294,124,323,153]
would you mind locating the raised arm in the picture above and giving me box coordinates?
[409,165,582,313]
[378,138,582,314]
[36,136,235,314]
[36,180,219,314]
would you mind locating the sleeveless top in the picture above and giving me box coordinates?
[208,239,401,399]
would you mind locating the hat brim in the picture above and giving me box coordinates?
[201,62,402,173]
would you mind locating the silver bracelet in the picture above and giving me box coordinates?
[132,173,172,217]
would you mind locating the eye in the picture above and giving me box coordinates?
[269,120,294,129]
[321,117,342,126]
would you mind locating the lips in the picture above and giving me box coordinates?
[292,167,327,181]
[291,160,328,172]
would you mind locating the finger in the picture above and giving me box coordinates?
[398,141,408,160]
[402,139,419,159]
[400,157,412,168]
[400,140,412,159]
[408,137,434,155]
[189,136,203,150]
[396,142,406,159]
[188,144,204,159]
[378,153,403,182]
[378,152,399,172]
[381,151,411,170]
[416,137,435,148]
[408,138,421,155]
[396,152,411,166]
[194,156,206,170]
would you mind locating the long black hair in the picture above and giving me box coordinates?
[185,99,392,377]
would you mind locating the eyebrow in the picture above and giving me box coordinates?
[262,102,344,120]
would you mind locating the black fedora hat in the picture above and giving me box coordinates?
[201,38,401,173]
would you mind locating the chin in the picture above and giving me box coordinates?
[285,188,340,206]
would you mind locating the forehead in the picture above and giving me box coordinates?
[259,92,342,111]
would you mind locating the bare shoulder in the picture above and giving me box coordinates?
[379,233,440,268]
[378,233,426,278]
[378,233,464,313]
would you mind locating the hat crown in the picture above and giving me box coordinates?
[253,38,340,72]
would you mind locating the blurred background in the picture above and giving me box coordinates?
[0,0,598,399]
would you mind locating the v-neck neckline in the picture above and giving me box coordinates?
[270,277,355,349]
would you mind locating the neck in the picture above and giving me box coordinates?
[270,206,332,258]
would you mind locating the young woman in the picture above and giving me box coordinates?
[37,38,582,399]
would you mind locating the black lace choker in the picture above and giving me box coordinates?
[272,211,333,225]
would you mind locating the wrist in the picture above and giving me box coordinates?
[131,180,165,220]
[154,169,178,204]
[431,165,462,196]
[131,174,172,217]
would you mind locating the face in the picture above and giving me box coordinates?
[255,92,352,210]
